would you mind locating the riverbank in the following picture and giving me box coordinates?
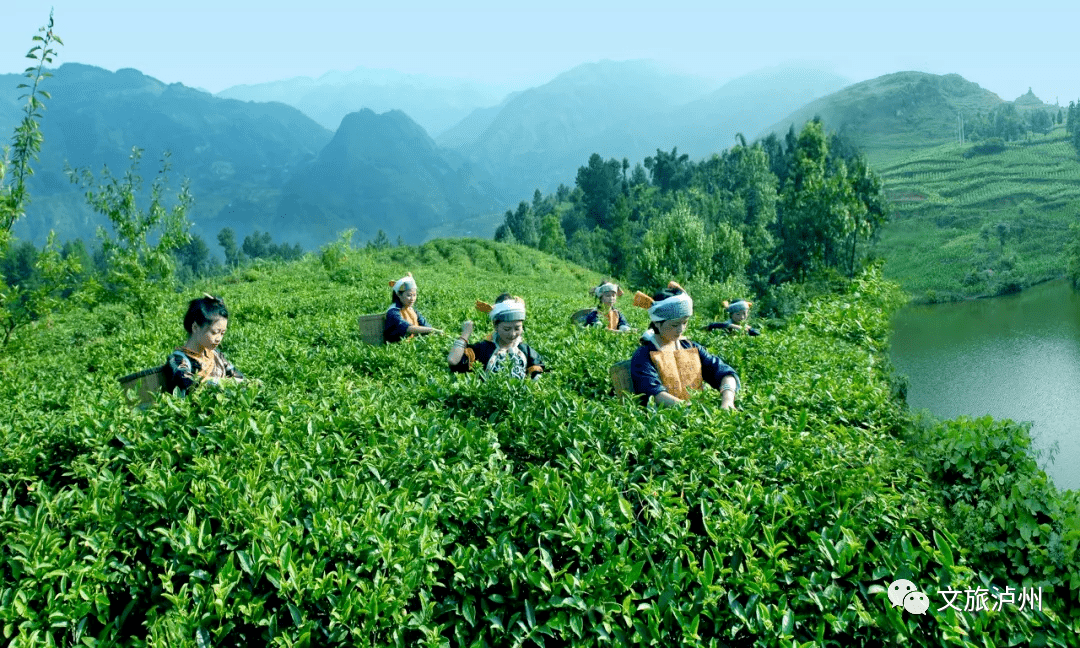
[899,273,1069,305]
[890,278,1080,491]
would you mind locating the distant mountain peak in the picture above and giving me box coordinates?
[1015,87,1044,105]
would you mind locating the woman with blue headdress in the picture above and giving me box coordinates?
[448,293,545,380]
[705,299,760,336]
[630,282,739,408]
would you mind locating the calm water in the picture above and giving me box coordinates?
[890,279,1080,492]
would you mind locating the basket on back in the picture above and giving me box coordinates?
[357,313,386,345]
[118,365,166,407]
[570,308,595,326]
[610,359,633,397]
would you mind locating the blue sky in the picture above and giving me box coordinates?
[4,0,1078,104]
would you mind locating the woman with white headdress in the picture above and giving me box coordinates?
[448,293,545,379]
[629,282,739,409]
[384,272,443,343]
[583,281,632,332]
[705,299,760,336]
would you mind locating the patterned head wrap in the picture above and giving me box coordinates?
[633,282,694,322]
[593,282,623,298]
[476,298,526,322]
[389,272,417,293]
[724,299,752,314]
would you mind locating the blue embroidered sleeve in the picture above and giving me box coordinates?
[522,343,545,377]
[582,310,600,327]
[383,306,411,343]
[691,341,739,391]
[217,351,243,380]
[616,310,630,331]
[166,350,196,393]
[630,344,666,402]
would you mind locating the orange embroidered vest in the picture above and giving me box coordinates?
[648,346,703,400]
[604,308,620,330]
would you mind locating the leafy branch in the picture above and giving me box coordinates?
[0,11,62,247]
[67,147,193,316]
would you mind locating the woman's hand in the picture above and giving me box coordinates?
[720,379,737,410]
[461,320,474,338]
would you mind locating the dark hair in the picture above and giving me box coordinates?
[391,290,404,307]
[647,287,686,332]
[184,295,229,333]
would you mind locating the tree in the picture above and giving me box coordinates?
[494,223,518,245]
[643,147,691,193]
[505,201,538,248]
[538,212,567,256]
[1,13,62,248]
[242,230,273,259]
[565,227,610,274]
[69,148,192,316]
[1,232,81,347]
[698,143,779,282]
[711,222,750,283]
[775,120,851,281]
[218,227,241,267]
[1029,109,1053,135]
[845,154,888,276]
[636,204,717,287]
[173,233,211,278]
[367,229,391,250]
[575,154,622,230]
[532,189,545,215]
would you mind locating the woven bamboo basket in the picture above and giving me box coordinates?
[570,308,594,326]
[610,359,633,397]
[118,365,166,406]
[358,313,386,345]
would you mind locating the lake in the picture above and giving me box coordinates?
[889,279,1080,492]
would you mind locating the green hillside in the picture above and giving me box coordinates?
[760,72,1005,165]
[758,71,1076,301]
[1,240,1077,644]
[875,126,1080,301]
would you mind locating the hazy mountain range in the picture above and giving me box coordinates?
[2,59,1047,251]
[217,67,512,138]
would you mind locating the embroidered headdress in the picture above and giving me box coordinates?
[476,297,526,322]
[593,282,624,298]
[724,299,752,314]
[634,281,693,322]
[389,272,417,293]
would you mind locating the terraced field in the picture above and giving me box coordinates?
[871,127,1080,301]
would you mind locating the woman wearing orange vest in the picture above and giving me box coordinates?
[384,272,443,343]
[582,281,632,332]
[629,282,739,408]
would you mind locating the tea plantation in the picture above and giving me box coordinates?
[1,239,1077,646]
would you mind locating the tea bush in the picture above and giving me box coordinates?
[1,240,1076,646]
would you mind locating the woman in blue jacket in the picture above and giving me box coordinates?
[384,272,443,343]
[630,282,739,409]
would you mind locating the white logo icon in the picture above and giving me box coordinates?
[888,579,929,615]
